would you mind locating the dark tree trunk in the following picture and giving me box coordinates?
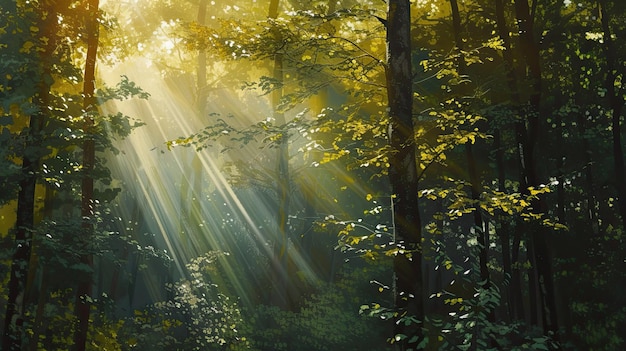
[598,0,626,230]
[73,1,100,350]
[493,130,515,320]
[494,0,527,323]
[449,0,494,330]
[513,0,560,342]
[2,4,57,350]
[448,0,491,292]
[386,1,424,349]
[2,145,39,351]
[575,104,598,233]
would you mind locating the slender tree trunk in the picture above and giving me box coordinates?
[553,94,566,223]
[28,267,49,351]
[526,235,539,325]
[179,152,192,252]
[177,0,208,261]
[448,0,492,294]
[197,0,207,116]
[575,105,598,233]
[448,3,496,345]
[598,0,626,230]
[267,0,291,310]
[386,1,424,349]
[190,0,208,257]
[513,0,560,342]
[2,4,57,350]
[493,130,516,321]
[26,187,56,351]
[73,1,100,349]
[493,0,526,324]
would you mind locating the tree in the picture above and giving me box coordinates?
[2,2,59,348]
[385,0,425,348]
[447,1,496,341]
[266,0,293,310]
[73,1,101,350]
[512,0,560,339]
[2,1,149,348]
[597,0,626,230]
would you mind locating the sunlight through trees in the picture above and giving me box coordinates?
[1,0,625,350]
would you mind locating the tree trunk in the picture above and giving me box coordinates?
[493,0,530,323]
[73,1,100,349]
[493,129,517,321]
[598,0,626,230]
[448,3,496,345]
[2,4,57,350]
[513,0,560,341]
[28,267,49,351]
[448,0,492,298]
[267,0,291,310]
[386,1,424,349]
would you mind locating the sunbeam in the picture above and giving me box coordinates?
[98,53,324,307]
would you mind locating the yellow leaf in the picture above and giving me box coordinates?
[366,193,373,201]
[20,41,34,53]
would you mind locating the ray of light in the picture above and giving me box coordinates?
[98,54,330,307]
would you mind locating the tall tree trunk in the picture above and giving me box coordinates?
[26,187,56,351]
[177,0,207,261]
[598,0,626,230]
[267,0,291,310]
[73,1,100,349]
[493,0,526,324]
[448,0,492,296]
[386,1,424,349]
[448,3,496,346]
[493,130,515,321]
[575,102,598,234]
[2,4,57,350]
[197,0,207,117]
[513,0,560,341]
[28,267,49,351]
[191,0,208,257]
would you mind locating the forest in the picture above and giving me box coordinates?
[1,0,625,350]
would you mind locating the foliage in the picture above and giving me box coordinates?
[241,265,390,351]
[425,240,557,351]
[360,235,558,351]
[118,252,249,351]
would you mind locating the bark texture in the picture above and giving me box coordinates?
[386,1,424,349]
[73,1,100,349]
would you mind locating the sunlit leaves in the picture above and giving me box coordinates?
[182,3,387,105]
[96,75,150,102]
[120,251,246,349]
[166,111,310,155]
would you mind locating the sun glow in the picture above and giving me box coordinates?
[98,52,328,305]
